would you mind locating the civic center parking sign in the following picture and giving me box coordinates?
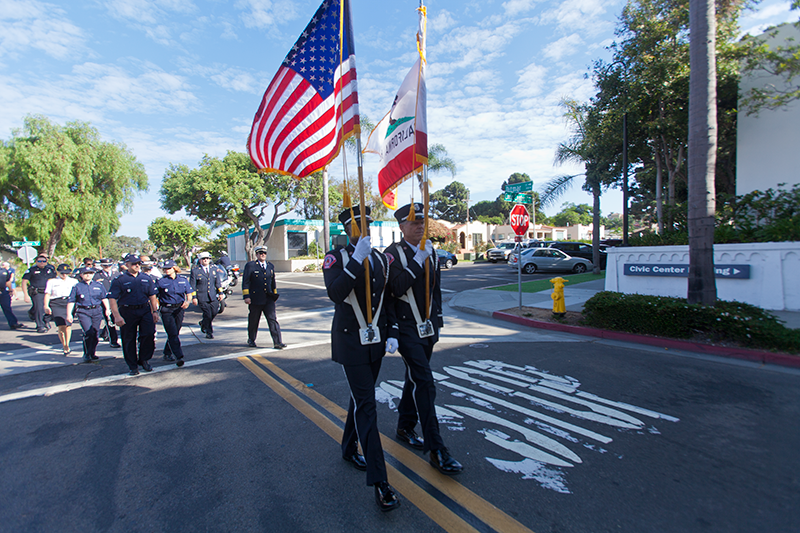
[624,264,751,279]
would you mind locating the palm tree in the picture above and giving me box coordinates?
[541,99,605,275]
[687,0,718,304]
[427,144,457,178]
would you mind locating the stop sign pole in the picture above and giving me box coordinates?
[510,204,530,311]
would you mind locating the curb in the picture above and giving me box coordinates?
[491,311,800,370]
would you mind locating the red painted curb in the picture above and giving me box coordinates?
[493,311,800,369]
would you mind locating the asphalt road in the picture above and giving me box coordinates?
[1,266,798,532]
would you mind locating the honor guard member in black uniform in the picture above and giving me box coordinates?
[157,260,192,367]
[1,263,24,330]
[21,254,57,332]
[323,206,401,512]
[66,267,110,363]
[93,258,121,348]
[109,254,159,376]
[242,246,285,349]
[190,252,223,339]
[385,203,463,475]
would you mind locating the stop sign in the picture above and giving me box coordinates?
[509,204,530,236]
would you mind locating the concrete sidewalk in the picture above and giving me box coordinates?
[449,278,800,330]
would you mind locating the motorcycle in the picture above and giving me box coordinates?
[227,264,240,287]
[216,266,235,314]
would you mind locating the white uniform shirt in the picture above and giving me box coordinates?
[45,276,78,298]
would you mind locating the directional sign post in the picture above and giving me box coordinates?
[509,204,530,311]
[505,181,533,194]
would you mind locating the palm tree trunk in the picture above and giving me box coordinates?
[687,0,718,305]
[591,183,601,275]
[654,142,664,234]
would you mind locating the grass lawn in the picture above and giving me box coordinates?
[490,272,605,293]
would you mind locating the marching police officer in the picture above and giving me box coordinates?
[242,246,285,349]
[21,254,56,332]
[109,254,159,376]
[323,206,401,512]
[384,202,463,475]
[157,260,192,367]
[66,267,110,363]
[93,258,121,348]
[1,263,24,330]
[190,252,223,339]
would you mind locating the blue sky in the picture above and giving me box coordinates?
[1,0,796,240]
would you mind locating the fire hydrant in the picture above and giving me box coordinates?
[550,277,568,316]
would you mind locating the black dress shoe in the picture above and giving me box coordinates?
[273,343,287,349]
[430,448,463,475]
[247,340,257,348]
[90,355,99,361]
[163,354,176,362]
[205,333,214,339]
[81,357,92,363]
[176,358,184,368]
[342,452,367,471]
[36,328,48,333]
[140,362,153,372]
[374,481,400,512]
[128,369,139,376]
[396,428,424,450]
[109,342,121,348]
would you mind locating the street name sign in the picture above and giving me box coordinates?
[504,193,530,203]
[12,240,41,247]
[624,264,751,279]
[509,204,530,236]
[505,181,533,194]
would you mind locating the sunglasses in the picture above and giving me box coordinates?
[256,251,267,255]
[36,259,47,263]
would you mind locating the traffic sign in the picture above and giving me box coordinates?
[505,181,533,194]
[509,204,530,236]
[17,245,38,263]
[12,240,41,247]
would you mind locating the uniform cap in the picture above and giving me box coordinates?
[56,263,72,274]
[338,205,372,226]
[254,246,268,254]
[197,252,212,259]
[394,203,425,222]
[162,260,177,269]
[78,267,95,275]
[124,254,142,264]
[99,258,113,265]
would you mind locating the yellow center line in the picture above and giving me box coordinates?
[248,354,535,533]
[238,356,480,533]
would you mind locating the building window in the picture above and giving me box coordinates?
[287,231,308,257]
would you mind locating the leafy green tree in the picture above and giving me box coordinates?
[103,235,147,262]
[161,151,317,260]
[551,203,594,227]
[0,115,148,257]
[431,181,469,222]
[147,217,210,265]
[198,231,235,262]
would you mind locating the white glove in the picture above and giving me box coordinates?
[351,236,372,263]
[414,240,433,266]
[385,337,398,354]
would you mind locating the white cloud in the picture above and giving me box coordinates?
[235,0,300,29]
[210,68,262,94]
[429,10,458,31]
[502,0,542,17]
[0,0,88,60]
[543,33,584,60]
[433,20,525,74]
[103,0,196,25]
[540,0,615,36]
[514,62,548,99]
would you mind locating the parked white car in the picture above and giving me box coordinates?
[508,247,593,274]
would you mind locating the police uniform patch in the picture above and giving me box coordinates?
[323,254,337,269]
[386,253,395,267]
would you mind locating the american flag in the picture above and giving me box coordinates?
[247,0,359,178]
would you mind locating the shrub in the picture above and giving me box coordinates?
[583,292,800,354]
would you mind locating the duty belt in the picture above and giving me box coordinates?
[122,304,146,309]
[77,305,98,309]
[160,303,182,308]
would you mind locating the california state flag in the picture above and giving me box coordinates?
[364,9,427,210]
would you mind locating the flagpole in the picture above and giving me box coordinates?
[415,0,431,320]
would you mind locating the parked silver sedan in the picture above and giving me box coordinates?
[508,247,593,274]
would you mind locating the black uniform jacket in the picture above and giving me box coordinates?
[190,266,222,302]
[384,240,444,345]
[323,245,398,366]
[241,261,278,305]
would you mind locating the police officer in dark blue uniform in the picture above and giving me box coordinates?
[109,254,159,376]
[190,252,223,339]
[242,246,285,349]
[66,267,110,363]
[1,263,24,330]
[21,254,56,332]
[157,260,192,367]
[323,206,401,512]
[93,258,121,348]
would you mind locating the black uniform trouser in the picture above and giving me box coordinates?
[76,308,102,359]
[1,290,18,328]
[397,337,445,453]
[160,306,185,359]
[247,300,282,345]
[100,302,118,344]
[341,359,387,486]
[119,306,155,371]
[197,298,219,335]
[30,291,51,329]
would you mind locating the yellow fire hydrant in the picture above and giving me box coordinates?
[550,277,568,316]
